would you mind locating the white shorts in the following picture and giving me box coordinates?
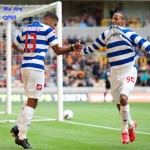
[21,69,45,99]
[110,66,137,104]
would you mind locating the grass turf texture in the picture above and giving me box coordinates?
[0,102,150,150]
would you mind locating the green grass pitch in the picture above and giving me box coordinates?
[0,102,150,150]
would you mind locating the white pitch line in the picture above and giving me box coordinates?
[0,112,52,120]
[0,112,5,114]
[63,120,150,135]
[0,118,56,123]
[0,120,16,123]
[1,114,150,135]
[32,118,56,122]
[11,113,51,119]
[0,113,55,123]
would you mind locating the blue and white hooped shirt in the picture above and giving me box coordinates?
[14,21,58,71]
[81,25,150,70]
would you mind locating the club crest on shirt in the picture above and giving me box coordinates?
[36,84,42,90]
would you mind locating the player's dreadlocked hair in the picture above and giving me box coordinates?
[44,12,59,21]
[116,11,128,26]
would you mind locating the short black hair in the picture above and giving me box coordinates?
[116,11,128,25]
[44,12,59,21]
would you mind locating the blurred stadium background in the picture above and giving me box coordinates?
[0,0,150,104]
[0,1,150,150]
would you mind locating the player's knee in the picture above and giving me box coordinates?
[27,98,38,109]
[120,94,128,106]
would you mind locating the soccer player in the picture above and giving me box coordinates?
[11,12,83,149]
[81,11,150,144]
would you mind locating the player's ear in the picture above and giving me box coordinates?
[48,19,51,24]
[121,20,125,27]
[47,18,51,26]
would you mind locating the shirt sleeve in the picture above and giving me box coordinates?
[124,29,150,53]
[14,32,24,46]
[46,28,59,47]
[81,31,106,55]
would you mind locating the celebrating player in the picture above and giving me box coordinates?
[10,12,83,149]
[80,11,150,144]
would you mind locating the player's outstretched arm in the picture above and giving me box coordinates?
[123,29,150,53]
[80,32,106,56]
[51,40,83,55]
